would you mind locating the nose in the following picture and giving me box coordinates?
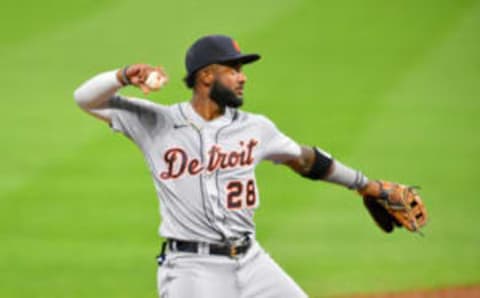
[238,71,247,84]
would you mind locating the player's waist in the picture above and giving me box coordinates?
[165,237,251,258]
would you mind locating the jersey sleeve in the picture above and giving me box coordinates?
[109,95,166,149]
[257,115,302,163]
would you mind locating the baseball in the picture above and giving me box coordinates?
[145,71,167,90]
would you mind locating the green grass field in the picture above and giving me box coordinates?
[1,0,479,297]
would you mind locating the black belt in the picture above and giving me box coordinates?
[167,238,251,258]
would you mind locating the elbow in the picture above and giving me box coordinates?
[73,85,103,111]
[300,147,334,180]
[73,86,87,109]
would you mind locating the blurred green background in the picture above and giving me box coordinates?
[1,0,479,297]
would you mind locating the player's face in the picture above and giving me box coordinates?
[209,63,247,108]
[217,63,246,97]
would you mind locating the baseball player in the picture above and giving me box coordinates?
[74,35,427,298]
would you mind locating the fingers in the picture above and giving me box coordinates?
[155,66,169,84]
[124,64,168,94]
[139,83,151,95]
[126,64,150,79]
[149,66,169,89]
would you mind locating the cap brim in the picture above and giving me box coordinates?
[218,53,261,65]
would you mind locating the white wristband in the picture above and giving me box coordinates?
[325,160,368,190]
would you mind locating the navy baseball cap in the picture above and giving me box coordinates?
[184,35,261,88]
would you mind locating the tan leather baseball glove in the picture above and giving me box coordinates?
[359,180,428,234]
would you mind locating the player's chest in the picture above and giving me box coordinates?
[150,127,260,180]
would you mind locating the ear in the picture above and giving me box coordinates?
[198,68,215,86]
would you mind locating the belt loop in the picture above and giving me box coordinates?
[198,242,209,255]
[169,239,178,252]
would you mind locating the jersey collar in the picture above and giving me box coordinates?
[181,101,235,130]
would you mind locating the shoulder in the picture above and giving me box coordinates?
[109,95,178,131]
[233,109,276,128]
[110,95,169,113]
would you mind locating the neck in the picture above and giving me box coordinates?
[191,91,224,121]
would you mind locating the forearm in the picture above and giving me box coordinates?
[325,159,368,190]
[73,70,122,111]
[287,145,368,190]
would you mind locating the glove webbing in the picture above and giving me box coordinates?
[376,181,425,237]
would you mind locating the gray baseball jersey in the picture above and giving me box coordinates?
[108,94,301,243]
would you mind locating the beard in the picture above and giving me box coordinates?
[209,80,243,109]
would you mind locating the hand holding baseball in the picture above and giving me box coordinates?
[145,70,168,91]
[117,64,168,94]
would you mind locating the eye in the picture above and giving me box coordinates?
[227,68,239,76]
[233,67,243,75]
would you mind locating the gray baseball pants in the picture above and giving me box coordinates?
[157,240,308,298]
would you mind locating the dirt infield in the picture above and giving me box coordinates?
[342,285,480,298]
